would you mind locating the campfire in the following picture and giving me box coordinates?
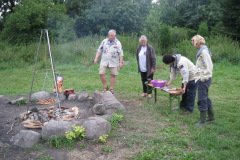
[19,100,79,129]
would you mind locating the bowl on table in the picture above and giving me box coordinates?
[151,79,167,88]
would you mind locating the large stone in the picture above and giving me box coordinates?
[0,141,3,147]
[31,91,50,101]
[10,130,41,148]
[10,97,25,104]
[68,93,77,100]
[78,91,89,101]
[0,95,10,104]
[93,103,106,115]
[92,91,118,103]
[42,121,72,139]
[82,117,111,140]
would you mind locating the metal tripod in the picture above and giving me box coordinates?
[28,29,61,114]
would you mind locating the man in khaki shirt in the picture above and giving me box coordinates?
[162,54,197,114]
[94,29,124,94]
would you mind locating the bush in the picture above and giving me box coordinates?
[198,22,209,38]
[176,34,240,64]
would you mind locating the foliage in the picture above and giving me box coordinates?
[75,0,152,36]
[198,22,209,37]
[102,146,114,152]
[46,136,75,149]
[109,113,123,128]
[17,100,27,106]
[0,0,74,44]
[221,0,240,38]
[156,0,224,32]
[99,134,109,143]
[65,125,86,141]
[159,24,171,53]
[176,34,240,64]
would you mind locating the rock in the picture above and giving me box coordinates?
[10,97,25,104]
[10,130,41,148]
[42,121,72,139]
[68,93,77,100]
[31,91,50,101]
[93,103,106,115]
[82,117,111,140]
[92,90,118,103]
[0,141,3,147]
[0,95,11,104]
[78,91,89,101]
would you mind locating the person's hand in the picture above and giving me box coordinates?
[166,82,171,86]
[151,68,155,74]
[94,58,98,64]
[182,87,186,93]
[119,62,123,69]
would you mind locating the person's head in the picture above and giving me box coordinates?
[108,29,116,42]
[191,35,205,49]
[139,35,147,47]
[162,54,175,65]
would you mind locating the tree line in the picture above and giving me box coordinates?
[0,0,239,45]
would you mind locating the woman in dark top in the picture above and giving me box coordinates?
[136,35,156,98]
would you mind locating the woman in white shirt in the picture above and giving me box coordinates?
[136,35,156,97]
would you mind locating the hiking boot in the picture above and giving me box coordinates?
[206,107,215,123]
[194,111,207,127]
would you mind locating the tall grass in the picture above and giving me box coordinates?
[176,34,240,64]
[0,33,239,71]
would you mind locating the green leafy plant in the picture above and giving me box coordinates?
[99,134,108,143]
[109,113,123,128]
[65,125,86,141]
[102,146,113,152]
[17,100,27,106]
[46,136,75,149]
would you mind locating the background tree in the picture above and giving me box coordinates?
[198,22,209,38]
[75,0,152,36]
[221,0,240,39]
[0,0,75,44]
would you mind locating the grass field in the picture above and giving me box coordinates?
[0,56,239,159]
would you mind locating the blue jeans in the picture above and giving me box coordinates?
[197,78,212,111]
[180,80,197,112]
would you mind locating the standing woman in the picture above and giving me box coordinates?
[136,35,156,97]
[191,35,215,127]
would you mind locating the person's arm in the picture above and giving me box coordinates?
[201,50,213,82]
[150,46,156,74]
[94,51,101,64]
[166,78,173,86]
[119,56,123,68]
[182,83,187,93]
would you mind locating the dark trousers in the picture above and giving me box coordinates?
[180,80,197,112]
[197,78,212,111]
[140,72,154,94]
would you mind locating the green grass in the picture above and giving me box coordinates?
[0,53,240,159]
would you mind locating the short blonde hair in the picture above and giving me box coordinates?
[191,35,205,48]
[139,35,147,42]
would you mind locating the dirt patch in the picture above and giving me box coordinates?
[0,96,166,160]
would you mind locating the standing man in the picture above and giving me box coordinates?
[94,29,124,94]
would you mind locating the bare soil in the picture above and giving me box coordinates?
[0,95,166,160]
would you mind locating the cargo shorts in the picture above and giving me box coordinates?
[99,66,119,75]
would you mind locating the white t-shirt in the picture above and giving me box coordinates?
[139,46,147,72]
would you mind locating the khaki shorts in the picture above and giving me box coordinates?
[99,66,119,75]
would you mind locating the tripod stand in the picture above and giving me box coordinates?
[28,29,61,114]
